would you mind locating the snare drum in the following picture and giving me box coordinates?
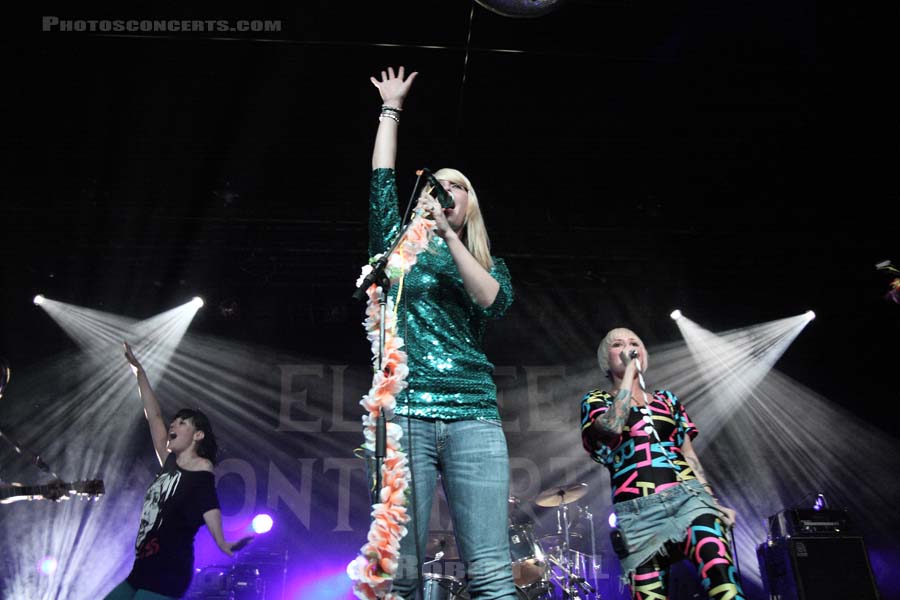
[508,523,547,588]
[423,573,469,600]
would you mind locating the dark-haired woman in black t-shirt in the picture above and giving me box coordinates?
[102,343,252,600]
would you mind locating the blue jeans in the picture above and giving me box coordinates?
[613,479,723,584]
[392,417,518,600]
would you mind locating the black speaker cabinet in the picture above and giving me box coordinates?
[757,536,880,600]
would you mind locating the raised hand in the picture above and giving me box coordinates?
[123,341,143,374]
[370,66,418,108]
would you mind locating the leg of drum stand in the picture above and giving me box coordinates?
[557,504,601,600]
[280,548,288,600]
[558,502,579,599]
[585,508,601,600]
[562,503,573,598]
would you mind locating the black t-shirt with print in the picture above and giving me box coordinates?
[126,452,219,597]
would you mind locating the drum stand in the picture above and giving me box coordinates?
[584,506,601,598]
[546,494,598,599]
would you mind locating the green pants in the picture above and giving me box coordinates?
[103,580,179,600]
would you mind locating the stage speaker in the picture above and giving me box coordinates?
[757,536,880,600]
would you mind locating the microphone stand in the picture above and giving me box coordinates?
[356,271,391,503]
[374,282,388,500]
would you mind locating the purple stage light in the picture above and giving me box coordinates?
[813,494,826,511]
[252,513,274,534]
[39,556,58,576]
[608,512,618,528]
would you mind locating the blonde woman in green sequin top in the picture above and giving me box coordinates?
[368,66,518,600]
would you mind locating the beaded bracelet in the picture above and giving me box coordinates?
[381,104,402,113]
[379,111,400,123]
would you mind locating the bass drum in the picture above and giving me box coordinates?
[508,523,548,588]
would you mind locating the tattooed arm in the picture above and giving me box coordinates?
[589,351,639,444]
[591,351,637,446]
[591,388,633,444]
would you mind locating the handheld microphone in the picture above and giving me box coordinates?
[627,348,647,391]
[628,349,642,370]
[417,169,455,209]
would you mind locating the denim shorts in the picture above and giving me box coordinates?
[613,479,722,584]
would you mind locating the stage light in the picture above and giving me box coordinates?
[191,296,205,308]
[805,310,816,321]
[608,512,617,528]
[668,311,817,441]
[813,494,827,511]
[3,302,339,599]
[251,513,274,534]
[33,294,46,306]
[670,309,683,321]
[38,556,58,576]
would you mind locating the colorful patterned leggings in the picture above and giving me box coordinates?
[630,513,745,600]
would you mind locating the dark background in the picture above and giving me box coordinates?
[10,1,897,419]
[3,1,898,598]
[8,1,899,412]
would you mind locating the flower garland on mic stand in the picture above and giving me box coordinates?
[347,211,436,600]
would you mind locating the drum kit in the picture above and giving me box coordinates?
[423,482,604,600]
[185,550,288,600]
[185,564,264,600]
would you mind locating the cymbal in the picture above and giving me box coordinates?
[534,482,588,507]
[425,534,460,560]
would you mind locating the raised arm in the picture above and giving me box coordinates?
[370,66,417,170]
[123,342,169,466]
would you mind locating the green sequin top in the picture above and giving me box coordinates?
[368,168,514,421]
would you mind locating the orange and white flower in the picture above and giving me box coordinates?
[348,214,435,599]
